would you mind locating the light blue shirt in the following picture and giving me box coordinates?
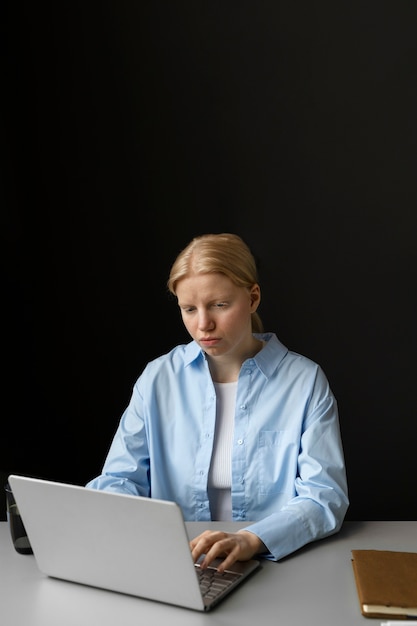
[86,333,349,561]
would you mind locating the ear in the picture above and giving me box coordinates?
[249,284,261,312]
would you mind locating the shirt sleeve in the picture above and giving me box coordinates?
[85,379,151,497]
[242,389,349,561]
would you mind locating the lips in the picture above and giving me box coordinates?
[200,337,221,347]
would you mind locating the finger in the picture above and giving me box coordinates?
[213,549,240,573]
[202,533,258,572]
[200,537,239,572]
[189,530,215,550]
[190,531,228,560]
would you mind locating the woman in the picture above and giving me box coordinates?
[86,233,349,572]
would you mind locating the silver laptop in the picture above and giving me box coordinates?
[8,474,260,612]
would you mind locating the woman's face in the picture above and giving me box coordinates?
[176,272,260,360]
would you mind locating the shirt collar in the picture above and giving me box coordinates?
[252,332,288,378]
[183,332,288,377]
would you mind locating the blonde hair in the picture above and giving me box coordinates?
[167,233,263,333]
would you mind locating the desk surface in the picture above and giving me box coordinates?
[1,520,416,626]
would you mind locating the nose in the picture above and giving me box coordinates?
[198,310,215,331]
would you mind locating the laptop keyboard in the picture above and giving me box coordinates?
[195,564,242,602]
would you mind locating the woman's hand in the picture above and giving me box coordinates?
[189,529,266,573]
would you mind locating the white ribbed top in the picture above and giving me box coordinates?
[207,381,237,520]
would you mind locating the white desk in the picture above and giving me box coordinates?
[1,520,416,625]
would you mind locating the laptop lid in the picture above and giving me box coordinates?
[8,475,260,611]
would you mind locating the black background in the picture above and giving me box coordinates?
[3,2,417,521]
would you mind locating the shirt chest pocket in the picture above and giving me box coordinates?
[258,430,298,495]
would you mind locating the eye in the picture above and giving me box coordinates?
[214,302,228,309]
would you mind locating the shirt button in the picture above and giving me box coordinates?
[240,404,247,410]
[237,439,244,445]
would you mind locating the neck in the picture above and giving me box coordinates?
[207,337,264,383]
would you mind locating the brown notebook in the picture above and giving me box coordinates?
[351,549,417,619]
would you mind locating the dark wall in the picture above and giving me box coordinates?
[3,2,417,521]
